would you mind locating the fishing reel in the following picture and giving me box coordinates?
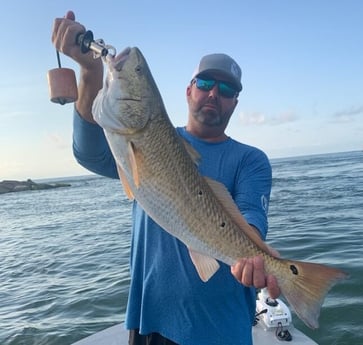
[47,30,115,105]
[76,30,116,58]
[255,289,293,341]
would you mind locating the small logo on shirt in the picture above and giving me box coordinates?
[261,195,269,214]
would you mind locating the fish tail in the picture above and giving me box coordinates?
[276,259,349,329]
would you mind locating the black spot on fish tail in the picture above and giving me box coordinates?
[290,265,299,275]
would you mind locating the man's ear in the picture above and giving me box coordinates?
[186,85,192,97]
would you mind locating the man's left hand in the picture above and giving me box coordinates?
[231,255,281,299]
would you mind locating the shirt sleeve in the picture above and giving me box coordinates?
[234,149,272,240]
[72,108,119,179]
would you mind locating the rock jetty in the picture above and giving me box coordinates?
[0,179,71,195]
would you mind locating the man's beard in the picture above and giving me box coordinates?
[192,102,224,127]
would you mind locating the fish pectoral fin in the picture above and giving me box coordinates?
[128,141,140,188]
[117,164,134,200]
[204,177,271,254]
[181,138,201,165]
[188,248,220,282]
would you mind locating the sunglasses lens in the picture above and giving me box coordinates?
[218,82,237,98]
[195,78,216,91]
[194,78,236,98]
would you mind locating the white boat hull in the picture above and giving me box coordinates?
[72,291,318,345]
[72,322,318,345]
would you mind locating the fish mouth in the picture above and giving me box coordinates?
[116,97,142,102]
[112,47,132,71]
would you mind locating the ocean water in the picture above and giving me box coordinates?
[1,150,362,345]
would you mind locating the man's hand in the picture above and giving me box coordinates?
[52,11,101,71]
[231,251,281,299]
[51,10,104,123]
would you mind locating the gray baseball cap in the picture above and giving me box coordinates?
[192,53,242,91]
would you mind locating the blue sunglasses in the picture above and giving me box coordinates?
[192,77,238,98]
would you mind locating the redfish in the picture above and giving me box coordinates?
[92,47,348,329]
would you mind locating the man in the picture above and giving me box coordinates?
[52,11,280,345]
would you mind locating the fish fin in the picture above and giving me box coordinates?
[116,164,134,200]
[188,248,220,282]
[181,139,201,165]
[277,258,349,329]
[204,177,271,254]
[128,141,140,188]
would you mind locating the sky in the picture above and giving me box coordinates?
[0,1,362,180]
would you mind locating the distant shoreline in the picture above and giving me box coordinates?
[0,179,71,195]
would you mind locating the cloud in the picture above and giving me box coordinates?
[239,111,266,125]
[332,105,363,123]
[0,160,25,176]
[238,110,298,126]
[43,132,69,150]
[0,109,29,120]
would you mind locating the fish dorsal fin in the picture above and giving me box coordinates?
[188,248,220,282]
[117,164,134,200]
[181,138,200,165]
[128,141,140,188]
[204,177,270,254]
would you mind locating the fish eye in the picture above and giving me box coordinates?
[135,65,142,74]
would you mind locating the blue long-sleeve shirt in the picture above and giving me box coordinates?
[72,109,272,345]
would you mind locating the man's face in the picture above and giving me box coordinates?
[186,73,239,130]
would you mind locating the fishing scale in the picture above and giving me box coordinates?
[47,30,116,105]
